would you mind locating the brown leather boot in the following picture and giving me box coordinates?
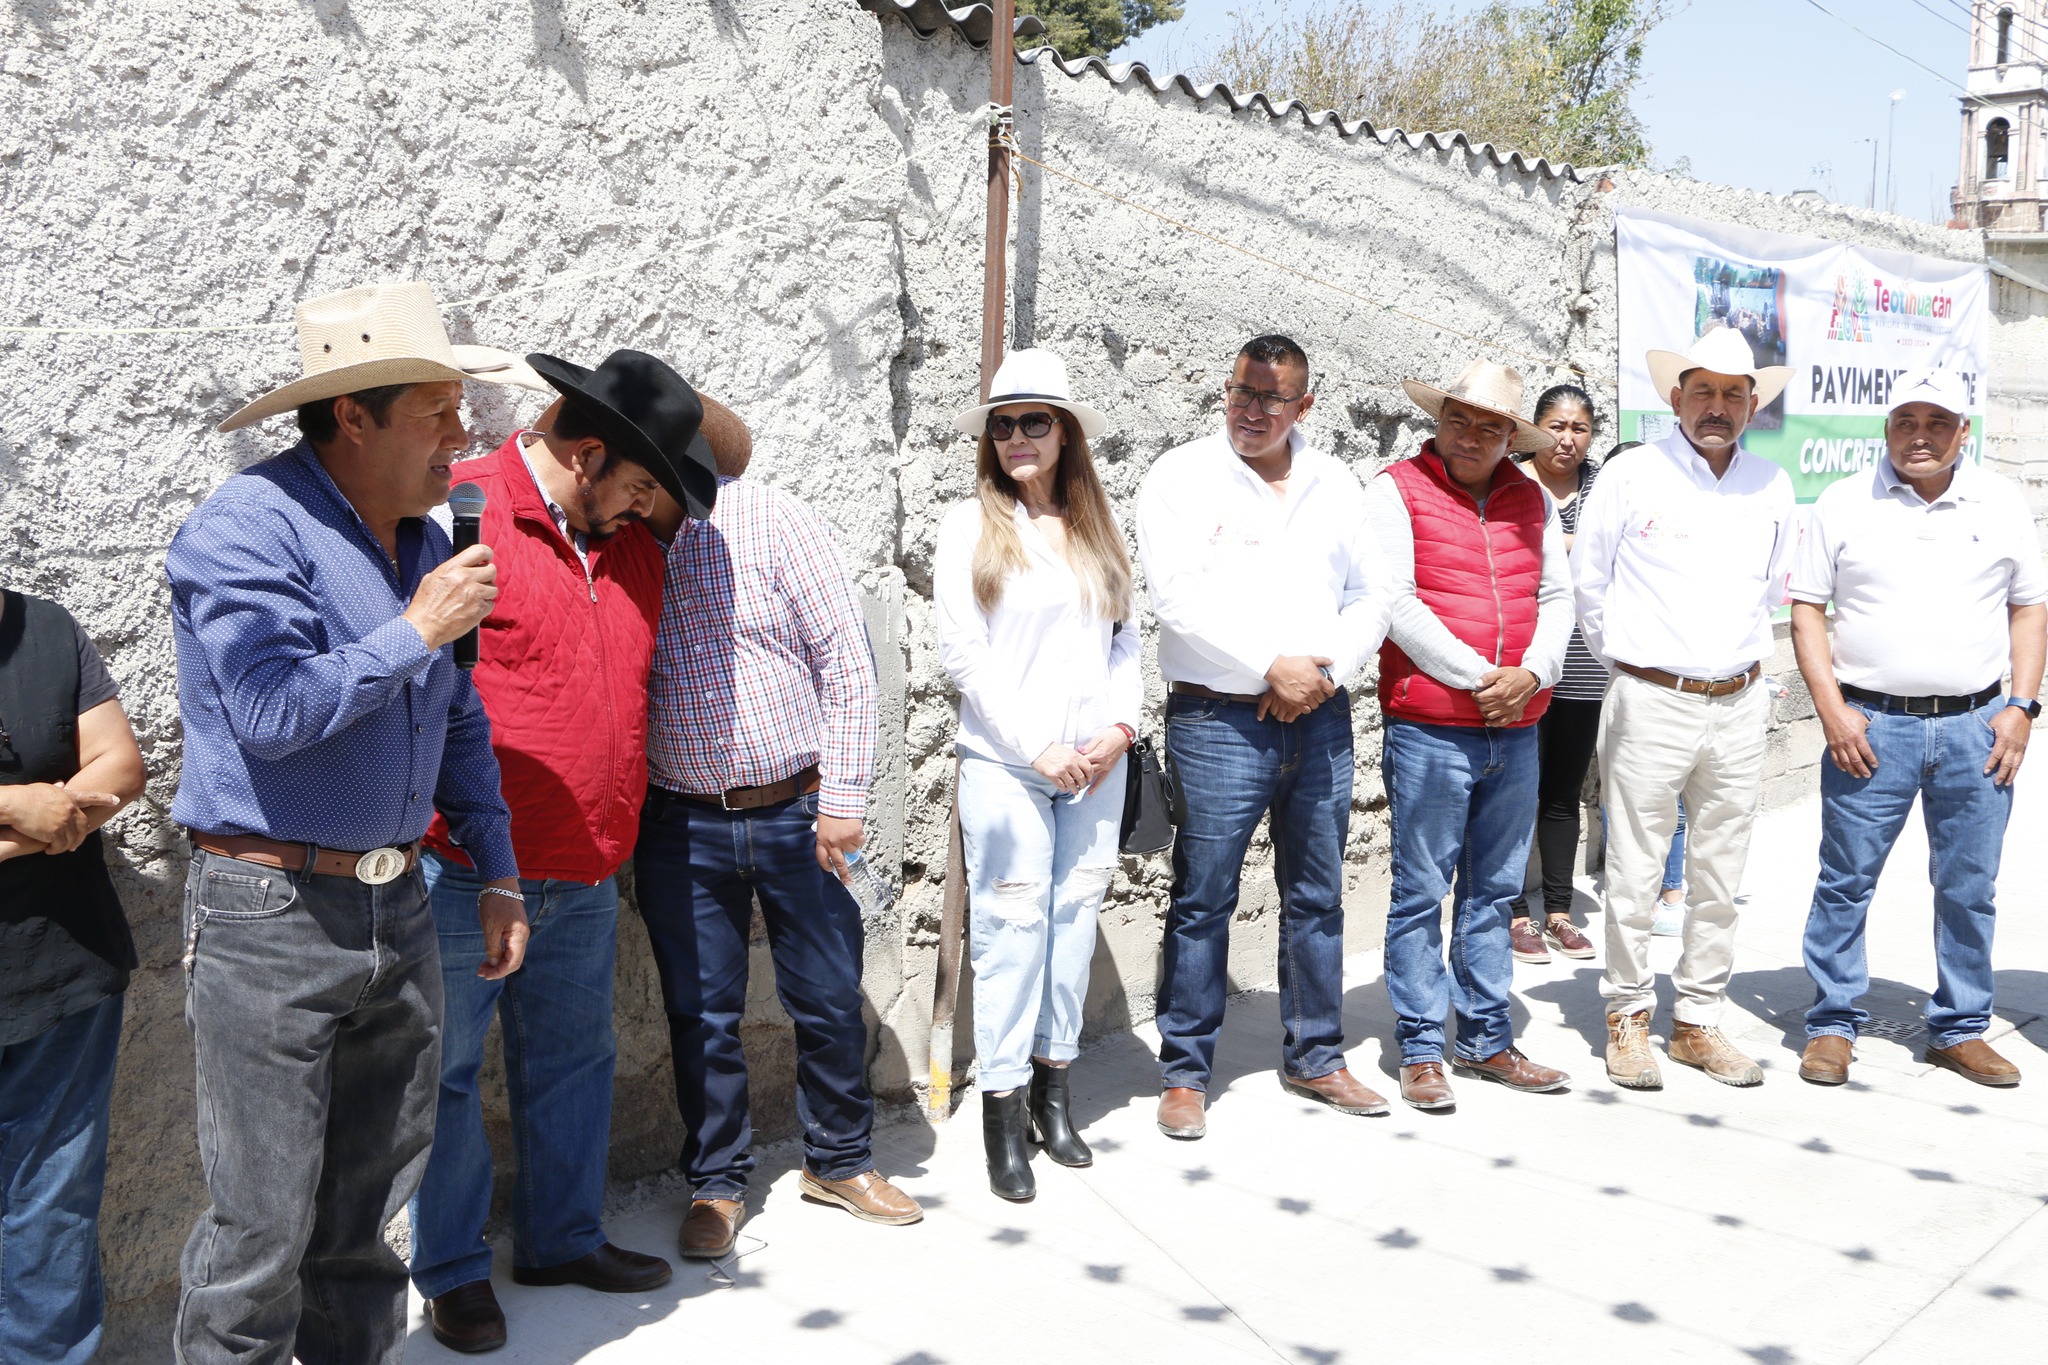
[678,1198,745,1259]
[1668,1021,1764,1087]
[1926,1037,2021,1087]
[426,1279,507,1354]
[1398,1062,1455,1110]
[1605,1011,1663,1090]
[1156,1086,1207,1139]
[1453,1046,1570,1092]
[1798,1035,1852,1086]
[1279,1066,1390,1116]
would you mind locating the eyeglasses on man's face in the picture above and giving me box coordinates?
[1224,383,1309,415]
[987,411,1058,441]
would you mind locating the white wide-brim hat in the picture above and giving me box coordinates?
[953,347,1109,441]
[1401,358,1554,454]
[219,282,528,432]
[1647,323,1794,409]
[449,345,553,395]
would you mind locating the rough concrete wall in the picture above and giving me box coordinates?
[0,0,913,1349]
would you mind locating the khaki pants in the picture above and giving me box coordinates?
[1597,671,1769,1025]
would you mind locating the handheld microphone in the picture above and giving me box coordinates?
[446,481,489,672]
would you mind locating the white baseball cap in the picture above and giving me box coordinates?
[1887,367,1971,418]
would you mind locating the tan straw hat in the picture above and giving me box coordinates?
[1400,359,1553,454]
[219,282,525,432]
[1646,323,1793,408]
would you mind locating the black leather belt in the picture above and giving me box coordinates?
[1839,683,2001,716]
[1170,681,1266,706]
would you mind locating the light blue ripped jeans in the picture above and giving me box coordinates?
[959,750,1124,1092]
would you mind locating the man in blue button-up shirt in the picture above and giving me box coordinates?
[165,282,529,1365]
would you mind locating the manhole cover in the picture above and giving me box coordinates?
[1860,1017,1924,1043]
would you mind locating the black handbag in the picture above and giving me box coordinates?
[1119,734,1177,855]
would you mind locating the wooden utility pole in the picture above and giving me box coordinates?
[930,0,1014,1122]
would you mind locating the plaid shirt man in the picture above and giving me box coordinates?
[648,476,876,815]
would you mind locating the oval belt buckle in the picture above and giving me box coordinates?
[355,847,407,885]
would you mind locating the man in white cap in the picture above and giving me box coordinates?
[1136,334,1389,1139]
[1789,368,2045,1088]
[1572,324,1798,1090]
[1365,359,1575,1110]
[166,282,530,1363]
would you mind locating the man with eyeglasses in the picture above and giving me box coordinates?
[1136,333,1390,1139]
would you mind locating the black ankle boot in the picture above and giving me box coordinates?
[1028,1060,1093,1168]
[983,1089,1035,1200]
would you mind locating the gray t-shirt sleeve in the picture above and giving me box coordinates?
[70,612,119,712]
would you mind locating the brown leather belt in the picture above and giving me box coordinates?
[671,765,821,811]
[1170,681,1266,706]
[189,831,422,883]
[1618,662,1761,699]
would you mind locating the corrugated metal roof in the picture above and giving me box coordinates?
[859,0,1585,184]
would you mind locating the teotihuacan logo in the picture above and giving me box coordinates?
[1828,269,1954,343]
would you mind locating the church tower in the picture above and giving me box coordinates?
[1953,2,2048,229]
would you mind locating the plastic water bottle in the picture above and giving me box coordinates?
[814,823,897,916]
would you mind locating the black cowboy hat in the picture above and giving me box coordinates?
[526,349,719,519]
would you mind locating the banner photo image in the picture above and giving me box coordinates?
[1616,206,1990,502]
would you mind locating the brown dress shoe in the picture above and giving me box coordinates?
[798,1168,924,1224]
[426,1279,507,1354]
[1926,1037,2021,1087]
[1280,1066,1390,1116]
[1543,916,1596,960]
[1399,1062,1455,1110]
[1799,1035,1853,1086]
[1508,918,1551,963]
[512,1242,673,1292]
[1668,1021,1764,1087]
[1605,1010,1663,1090]
[1156,1086,1207,1139]
[1453,1046,1570,1092]
[678,1198,745,1260]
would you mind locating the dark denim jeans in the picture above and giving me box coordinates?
[1381,718,1539,1065]
[1157,689,1353,1091]
[408,853,620,1298]
[634,788,873,1199]
[0,991,123,1365]
[1804,697,2012,1048]
[175,851,441,1365]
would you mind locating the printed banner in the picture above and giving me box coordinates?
[1615,206,1990,501]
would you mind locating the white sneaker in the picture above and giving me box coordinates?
[1651,897,1685,937]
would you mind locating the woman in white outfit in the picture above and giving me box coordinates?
[934,349,1140,1201]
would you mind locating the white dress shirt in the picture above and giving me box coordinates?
[934,498,1143,766]
[1135,430,1386,694]
[1790,457,2047,696]
[1571,430,1798,678]
[1363,466,1574,690]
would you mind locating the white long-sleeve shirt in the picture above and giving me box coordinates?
[933,498,1143,766]
[1363,468,1573,690]
[1570,430,1798,678]
[1135,430,1387,694]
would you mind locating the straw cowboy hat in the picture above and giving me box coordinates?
[449,345,552,395]
[219,281,528,432]
[1400,359,1553,454]
[527,349,719,520]
[1647,323,1793,407]
[954,348,1109,440]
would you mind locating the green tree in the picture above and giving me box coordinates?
[1019,0,1186,58]
[1196,0,1673,167]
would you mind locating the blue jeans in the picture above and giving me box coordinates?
[958,752,1121,1091]
[1157,690,1353,1090]
[634,787,873,1199]
[0,992,123,1365]
[176,850,441,1365]
[408,853,620,1298]
[1803,698,2012,1048]
[1664,802,1688,892]
[1381,719,1539,1064]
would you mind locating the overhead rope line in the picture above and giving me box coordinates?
[1803,0,2001,108]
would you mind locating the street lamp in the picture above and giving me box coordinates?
[1886,88,1907,214]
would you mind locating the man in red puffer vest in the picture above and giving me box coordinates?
[1364,360,1577,1111]
[409,349,720,1353]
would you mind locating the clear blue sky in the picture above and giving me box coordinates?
[1111,1,1976,221]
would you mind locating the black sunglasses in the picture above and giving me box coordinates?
[987,411,1058,441]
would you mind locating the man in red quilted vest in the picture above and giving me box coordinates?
[409,349,719,1353]
[1365,360,1576,1110]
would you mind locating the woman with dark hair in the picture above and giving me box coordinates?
[1508,387,1607,964]
[934,349,1140,1201]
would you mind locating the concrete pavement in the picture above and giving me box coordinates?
[405,779,2048,1365]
